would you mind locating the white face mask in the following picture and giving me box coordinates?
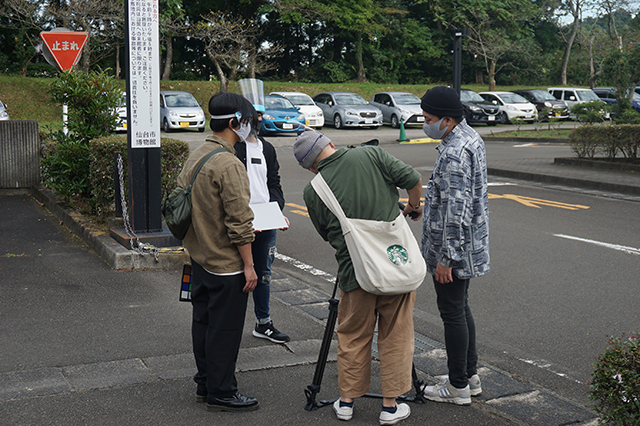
[232,122,252,142]
[423,118,447,139]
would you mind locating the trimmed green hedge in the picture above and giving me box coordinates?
[89,136,190,220]
[570,125,640,160]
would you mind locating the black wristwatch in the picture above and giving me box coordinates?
[408,200,421,209]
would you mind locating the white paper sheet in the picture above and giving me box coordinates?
[250,202,287,231]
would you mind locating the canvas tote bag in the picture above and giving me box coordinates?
[310,173,426,295]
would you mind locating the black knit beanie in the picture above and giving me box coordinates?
[420,86,464,118]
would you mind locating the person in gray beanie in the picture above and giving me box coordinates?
[294,128,423,425]
[419,86,490,406]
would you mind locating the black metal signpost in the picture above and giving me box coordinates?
[125,0,162,233]
[452,29,469,95]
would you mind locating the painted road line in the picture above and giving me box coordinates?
[514,143,538,147]
[489,194,590,210]
[553,234,640,255]
[285,202,309,217]
[274,251,336,283]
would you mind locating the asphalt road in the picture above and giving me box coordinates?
[163,124,640,408]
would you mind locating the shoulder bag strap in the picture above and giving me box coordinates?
[186,147,229,190]
[310,173,351,232]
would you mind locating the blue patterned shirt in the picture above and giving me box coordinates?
[421,119,490,279]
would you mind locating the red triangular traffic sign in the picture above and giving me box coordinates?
[40,31,89,71]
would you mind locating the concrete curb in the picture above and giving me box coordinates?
[31,186,190,270]
[486,167,640,196]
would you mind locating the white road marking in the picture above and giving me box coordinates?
[488,182,518,186]
[274,251,336,283]
[554,234,640,255]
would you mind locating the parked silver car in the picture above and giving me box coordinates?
[0,100,9,120]
[370,92,424,128]
[160,91,206,132]
[312,92,383,129]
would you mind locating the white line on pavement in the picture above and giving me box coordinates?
[553,234,640,255]
[275,251,337,283]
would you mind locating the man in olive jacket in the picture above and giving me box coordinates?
[177,92,258,413]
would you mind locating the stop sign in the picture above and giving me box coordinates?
[40,30,89,71]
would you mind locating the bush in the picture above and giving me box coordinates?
[42,69,123,200]
[590,333,640,425]
[41,130,91,198]
[571,101,612,125]
[89,136,190,220]
[569,125,640,160]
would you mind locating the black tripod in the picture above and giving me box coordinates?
[303,279,427,411]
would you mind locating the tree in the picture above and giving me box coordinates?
[447,0,539,90]
[159,0,185,80]
[192,12,279,91]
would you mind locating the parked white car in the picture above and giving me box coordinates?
[0,99,9,120]
[479,91,538,123]
[547,87,608,119]
[114,92,127,132]
[270,91,324,128]
[160,91,206,132]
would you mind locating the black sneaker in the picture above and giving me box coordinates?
[252,320,290,344]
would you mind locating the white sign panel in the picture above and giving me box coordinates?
[127,0,160,148]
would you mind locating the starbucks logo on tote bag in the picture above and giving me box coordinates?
[387,244,409,266]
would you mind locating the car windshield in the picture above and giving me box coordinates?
[283,94,314,106]
[499,93,529,104]
[529,90,557,101]
[265,96,296,109]
[334,93,367,105]
[577,90,600,102]
[393,93,421,105]
[165,94,199,107]
[460,90,484,102]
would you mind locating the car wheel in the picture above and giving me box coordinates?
[163,118,171,133]
[499,112,508,124]
[391,114,399,128]
[334,114,342,129]
[198,127,205,133]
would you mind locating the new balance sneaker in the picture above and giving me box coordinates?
[435,374,482,397]
[252,320,290,344]
[422,381,471,405]
[379,402,410,425]
[333,399,354,421]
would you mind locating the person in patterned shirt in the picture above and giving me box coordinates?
[419,86,490,406]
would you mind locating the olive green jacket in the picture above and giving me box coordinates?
[178,135,255,273]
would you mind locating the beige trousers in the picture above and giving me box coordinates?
[336,288,416,399]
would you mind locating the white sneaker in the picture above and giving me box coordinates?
[333,399,353,421]
[379,402,410,425]
[422,381,471,405]
[435,374,482,396]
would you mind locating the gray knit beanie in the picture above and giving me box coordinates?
[294,130,331,169]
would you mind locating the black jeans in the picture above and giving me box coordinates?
[191,260,248,399]
[433,274,478,389]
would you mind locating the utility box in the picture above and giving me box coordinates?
[0,120,40,188]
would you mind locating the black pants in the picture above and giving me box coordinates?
[191,260,248,399]
[433,274,478,389]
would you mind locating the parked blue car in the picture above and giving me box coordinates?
[593,88,640,113]
[261,94,306,134]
